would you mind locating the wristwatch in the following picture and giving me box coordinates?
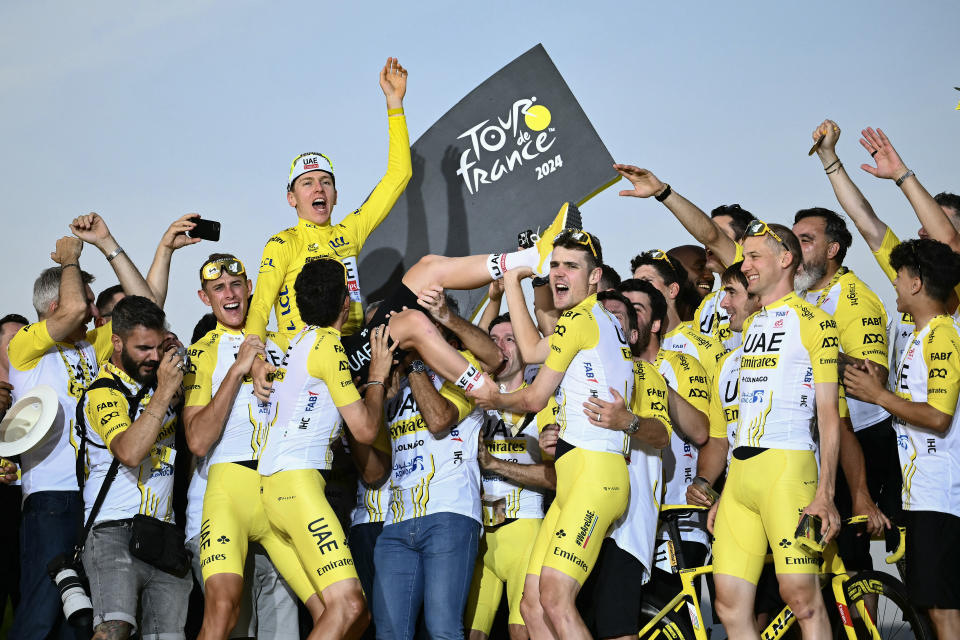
[406,359,427,375]
[624,415,641,435]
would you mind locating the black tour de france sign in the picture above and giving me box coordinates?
[360,43,619,316]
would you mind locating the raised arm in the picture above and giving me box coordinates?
[338,327,395,444]
[812,120,888,252]
[109,349,184,467]
[146,214,203,307]
[615,164,739,268]
[503,269,550,364]
[477,281,504,333]
[45,236,90,342]
[69,213,155,303]
[859,126,960,252]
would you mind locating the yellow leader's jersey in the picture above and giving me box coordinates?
[246,110,412,338]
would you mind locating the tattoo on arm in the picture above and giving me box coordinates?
[93,620,132,640]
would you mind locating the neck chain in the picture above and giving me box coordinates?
[814,267,849,307]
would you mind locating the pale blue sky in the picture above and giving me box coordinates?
[2,0,958,336]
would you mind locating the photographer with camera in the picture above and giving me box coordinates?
[75,296,191,639]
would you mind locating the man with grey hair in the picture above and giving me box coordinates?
[5,214,156,640]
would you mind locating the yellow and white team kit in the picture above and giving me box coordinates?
[385,356,483,525]
[802,266,889,430]
[892,315,960,516]
[7,320,113,496]
[80,362,178,523]
[526,294,635,584]
[607,360,672,582]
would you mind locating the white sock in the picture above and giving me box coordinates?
[455,363,485,392]
[486,247,542,280]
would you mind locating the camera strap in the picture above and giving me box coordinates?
[73,373,152,561]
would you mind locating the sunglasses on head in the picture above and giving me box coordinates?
[201,259,246,281]
[554,228,598,259]
[744,219,784,245]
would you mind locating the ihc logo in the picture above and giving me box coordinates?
[555,529,566,538]
[217,535,230,544]
[779,538,791,548]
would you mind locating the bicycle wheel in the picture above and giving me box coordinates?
[639,596,696,639]
[832,571,933,639]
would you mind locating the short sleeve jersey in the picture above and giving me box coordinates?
[181,325,289,539]
[709,348,742,449]
[662,323,727,384]
[544,294,635,455]
[735,293,839,451]
[386,358,483,524]
[655,349,710,546]
[803,268,890,431]
[7,320,113,496]
[81,362,179,524]
[694,289,741,351]
[246,112,412,338]
[608,360,672,575]
[892,315,960,517]
[479,385,546,525]
[258,326,360,475]
[350,427,392,527]
[183,325,290,466]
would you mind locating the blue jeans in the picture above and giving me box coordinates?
[10,490,87,640]
[372,513,479,640]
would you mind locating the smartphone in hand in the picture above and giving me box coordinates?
[795,513,825,553]
[187,217,220,242]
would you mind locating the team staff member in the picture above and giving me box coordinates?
[372,290,494,640]
[808,119,960,398]
[78,297,191,639]
[181,254,306,640]
[466,314,556,640]
[629,250,726,383]
[613,282,711,581]
[692,205,756,350]
[8,214,156,640]
[687,262,759,506]
[586,291,674,640]
[258,259,395,640]
[710,221,841,640]
[844,239,960,638]
[793,206,895,551]
[470,230,634,640]
[245,58,410,339]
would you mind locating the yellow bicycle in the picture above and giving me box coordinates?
[639,506,932,639]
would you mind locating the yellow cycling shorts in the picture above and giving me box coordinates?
[199,462,315,602]
[260,469,358,595]
[465,517,542,631]
[713,449,820,584]
[526,447,628,585]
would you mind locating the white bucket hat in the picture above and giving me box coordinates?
[0,385,60,457]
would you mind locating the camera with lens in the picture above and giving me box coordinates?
[47,553,93,629]
[175,345,190,369]
[517,229,536,249]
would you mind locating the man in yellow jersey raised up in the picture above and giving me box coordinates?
[245,58,411,340]
[468,230,639,640]
[710,221,841,640]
